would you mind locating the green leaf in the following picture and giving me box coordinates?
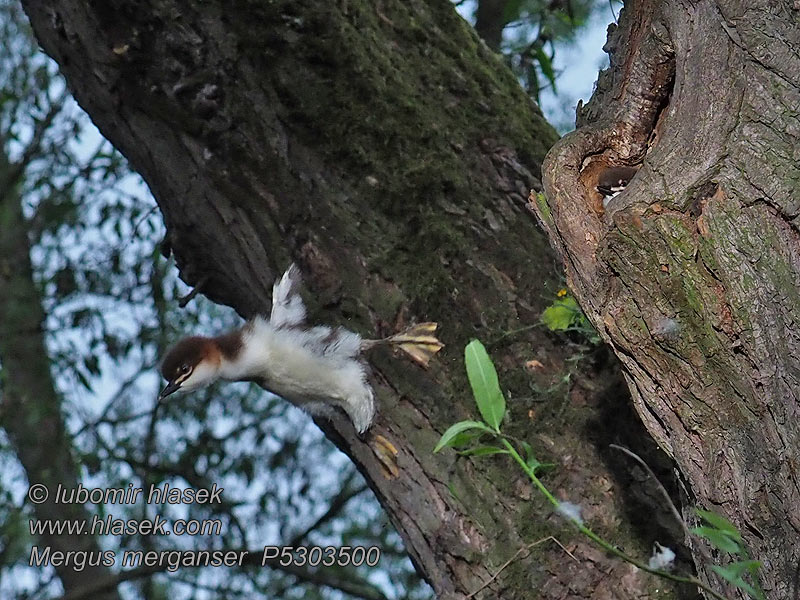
[434,420,493,453]
[710,562,762,599]
[527,454,542,471]
[75,369,93,392]
[535,192,551,223]
[534,46,556,91]
[534,462,557,474]
[447,481,461,503]
[464,340,506,431]
[458,446,508,457]
[691,526,742,554]
[696,509,742,541]
[447,430,486,449]
[540,296,581,331]
[525,455,549,474]
[521,440,535,463]
[83,354,100,376]
[511,439,556,474]
[724,560,762,578]
[541,303,573,331]
[520,440,540,469]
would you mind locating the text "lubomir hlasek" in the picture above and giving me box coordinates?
[27,483,222,505]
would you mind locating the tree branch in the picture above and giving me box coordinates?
[288,472,368,547]
[0,89,68,202]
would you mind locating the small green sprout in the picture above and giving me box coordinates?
[541,289,600,344]
[433,339,762,600]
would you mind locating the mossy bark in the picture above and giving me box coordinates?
[22,1,689,598]
[537,0,800,597]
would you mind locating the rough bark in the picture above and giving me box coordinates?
[0,137,119,598]
[536,0,800,597]
[21,0,691,598]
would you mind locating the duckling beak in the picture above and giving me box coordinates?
[159,380,181,400]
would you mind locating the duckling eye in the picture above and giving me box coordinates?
[180,364,190,374]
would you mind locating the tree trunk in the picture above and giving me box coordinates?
[474,0,508,51]
[536,0,800,597]
[0,133,119,599]
[22,0,693,598]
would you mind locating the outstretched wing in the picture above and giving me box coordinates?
[270,264,306,328]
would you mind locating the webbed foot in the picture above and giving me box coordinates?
[368,434,399,479]
[377,322,444,368]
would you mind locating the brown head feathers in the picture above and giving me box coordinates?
[160,336,218,382]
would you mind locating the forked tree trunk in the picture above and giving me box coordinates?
[19,0,745,598]
[537,1,800,597]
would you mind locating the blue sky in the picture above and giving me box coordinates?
[456,0,618,132]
